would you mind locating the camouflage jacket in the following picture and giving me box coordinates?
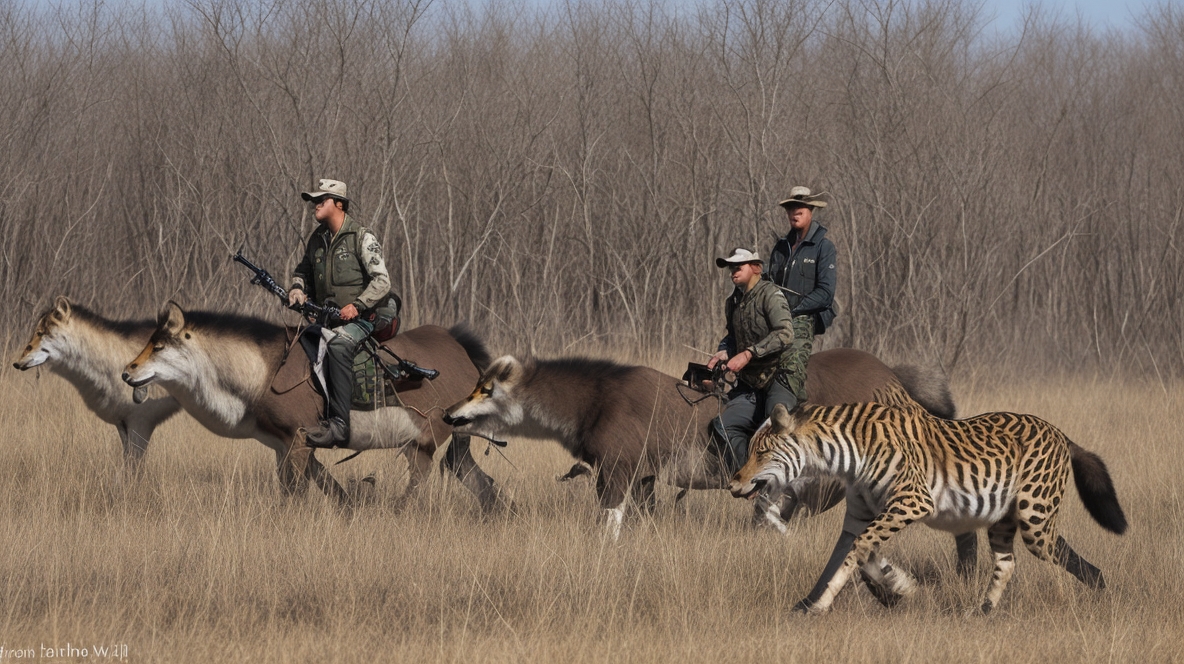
[291,214,392,312]
[716,279,795,389]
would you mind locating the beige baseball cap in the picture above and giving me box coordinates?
[778,186,827,209]
[301,178,349,202]
[716,247,763,267]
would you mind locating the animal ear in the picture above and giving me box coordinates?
[770,403,795,434]
[491,355,522,384]
[160,301,186,337]
[52,295,71,322]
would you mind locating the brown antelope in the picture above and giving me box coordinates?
[123,301,503,509]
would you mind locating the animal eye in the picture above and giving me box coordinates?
[153,344,164,352]
[479,386,493,396]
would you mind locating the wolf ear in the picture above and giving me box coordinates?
[770,403,796,434]
[160,301,186,337]
[491,355,523,384]
[51,295,71,322]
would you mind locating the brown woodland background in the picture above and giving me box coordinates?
[3,0,1183,378]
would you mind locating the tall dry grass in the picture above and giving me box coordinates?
[0,369,1180,662]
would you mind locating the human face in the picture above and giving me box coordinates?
[311,196,345,227]
[729,262,761,289]
[786,204,813,237]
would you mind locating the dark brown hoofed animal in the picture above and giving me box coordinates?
[122,302,503,509]
[442,347,975,564]
[730,402,1127,614]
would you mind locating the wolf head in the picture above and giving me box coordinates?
[442,355,528,441]
[14,296,74,370]
[122,301,191,388]
[728,403,811,499]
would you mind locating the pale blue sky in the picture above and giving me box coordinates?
[27,0,1167,34]
[981,0,1157,31]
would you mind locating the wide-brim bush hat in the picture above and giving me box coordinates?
[301,178,349,202]
[716,247,763,268]
[778,186,827,209]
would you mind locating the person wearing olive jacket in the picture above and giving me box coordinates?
[288,178,392,447]
[706,247,797,474]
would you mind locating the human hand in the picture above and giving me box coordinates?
[339,303,359,321]
[726,349,752,373]
[706,350,729,370]
[289,289,307,307]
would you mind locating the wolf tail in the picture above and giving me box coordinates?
[1068,441,1128,535]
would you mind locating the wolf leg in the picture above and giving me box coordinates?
[114,422,138,471]
[122,397,181,467]
[442,434,506,513]
[400,445,435,502]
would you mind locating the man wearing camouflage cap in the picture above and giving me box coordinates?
[289,178,393,447]
[707,247,798,473]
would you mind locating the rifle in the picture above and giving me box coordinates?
[232,251,438,381]
[233,250,341,325]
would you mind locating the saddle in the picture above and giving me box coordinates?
[271,326,438,411]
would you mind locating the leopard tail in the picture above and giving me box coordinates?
[1068,441,1128,535]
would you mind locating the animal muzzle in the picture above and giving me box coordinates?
[442,412,471,427]
[729,476,766,499]
[122,367,154,388]
[13,346,46,370]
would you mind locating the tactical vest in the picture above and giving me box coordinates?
[307,216,370,308]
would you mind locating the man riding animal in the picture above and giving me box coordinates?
[288,178,397,447]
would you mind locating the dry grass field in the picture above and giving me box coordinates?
[0,363,1180,663]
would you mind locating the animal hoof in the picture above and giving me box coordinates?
[859,569,903,608]
[557,463,592,482]
[792,599,812,614]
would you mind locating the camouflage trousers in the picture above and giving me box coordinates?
[776,314,815,404]
[712,315,815,474]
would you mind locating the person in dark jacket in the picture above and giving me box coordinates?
[288,178,393,447]
[764,186,837,403]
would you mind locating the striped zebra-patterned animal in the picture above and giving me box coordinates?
[731,401,1127,614]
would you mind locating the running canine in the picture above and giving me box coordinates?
[442,348,976,565]
[13,296,181,465]
[122,301,503,508]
